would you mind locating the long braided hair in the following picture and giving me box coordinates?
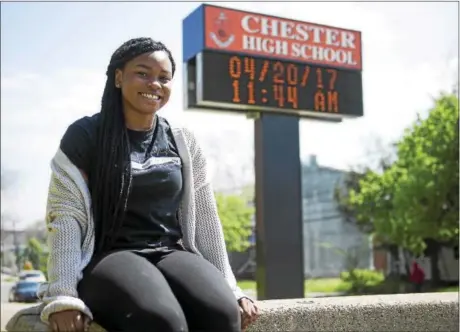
[90,37,176,254]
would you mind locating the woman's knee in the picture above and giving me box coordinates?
[128,303,189,332]
[205,297,241,331]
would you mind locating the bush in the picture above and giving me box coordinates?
[367,276,408,294]
[340,269,384,294]
[23,261,34,270]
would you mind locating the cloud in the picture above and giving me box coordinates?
[1,70,106,161]
[1,73,41,89]
[1,69,107,226]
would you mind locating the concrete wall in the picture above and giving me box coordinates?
[248,292,458,332]
[5,293,458,332]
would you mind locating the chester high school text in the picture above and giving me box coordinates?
[240,14,360,67]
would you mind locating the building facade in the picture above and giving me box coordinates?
[302,155,373,278]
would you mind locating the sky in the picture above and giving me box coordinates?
[1,1,458,228]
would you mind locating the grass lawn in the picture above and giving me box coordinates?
[238,278,459,295]
[237,280,257,291]
[305,278,351,293]
[3,276,17,282]
[435,285,459,292]
[237,278,351,295]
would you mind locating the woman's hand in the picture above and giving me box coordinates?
[239,297,259,331]
[49,310,91,332]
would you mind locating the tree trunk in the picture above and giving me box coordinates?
[430,245,441,286]
[402,249,412,276]
[425,239,441,286]
[388,244,400,277]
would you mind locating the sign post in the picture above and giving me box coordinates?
[182,4,364,299]
[254,113,304,299]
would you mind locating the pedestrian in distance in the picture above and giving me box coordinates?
[409,260,425,293]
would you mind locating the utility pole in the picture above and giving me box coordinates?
[1,213,21,273]
[12,217,21,273]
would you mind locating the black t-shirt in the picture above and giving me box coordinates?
[60,113,183,250]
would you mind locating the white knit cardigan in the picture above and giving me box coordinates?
[37,126,247,324]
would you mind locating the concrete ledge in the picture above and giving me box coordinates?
[250,292,459,331]
[5,292,459,332]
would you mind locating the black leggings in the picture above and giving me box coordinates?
[78,246,241,332]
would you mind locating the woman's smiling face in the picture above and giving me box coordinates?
[115,50,173,115]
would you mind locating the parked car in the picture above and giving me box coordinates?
[18,270,46,282]
[9,280,41,303]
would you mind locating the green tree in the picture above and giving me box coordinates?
[391,93,459,282]
[21,237,48,275]
[334,153,405,275]
[216,193,254,253]
[393,94,459,243]
[335,136,397,235]
[335,169,373,233]
[349,93,459,283]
